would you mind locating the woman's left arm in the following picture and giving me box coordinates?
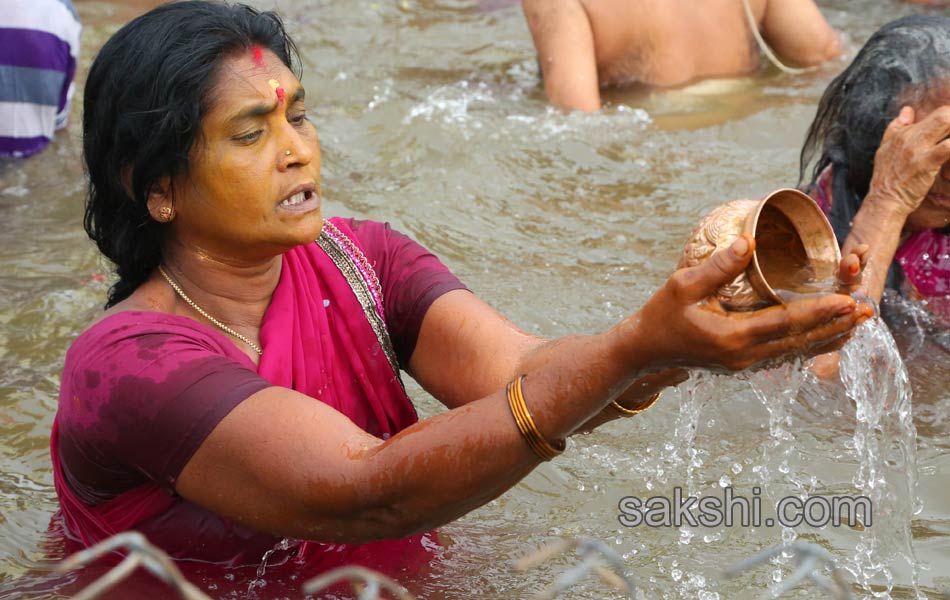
[408,290,683,429]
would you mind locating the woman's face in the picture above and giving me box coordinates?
[166,48,323,262]
[906,80,950,232]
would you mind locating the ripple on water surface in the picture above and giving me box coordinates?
[1,0,947,598]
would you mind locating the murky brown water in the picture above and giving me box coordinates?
[1,1,947,598]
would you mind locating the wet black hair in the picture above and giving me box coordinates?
[83,1,301,308]
[798,15,950,248]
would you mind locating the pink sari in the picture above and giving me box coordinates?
[50,218,435,572]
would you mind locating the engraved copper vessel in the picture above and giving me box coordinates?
[679,188,841,310]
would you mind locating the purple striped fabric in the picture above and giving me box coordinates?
[0,1,80,158]
[0,135,50,158]
[0,65,68,105]
[0,28,72,72]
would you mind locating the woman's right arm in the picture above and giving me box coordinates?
[841,105,950,302]
[175,235,870,544]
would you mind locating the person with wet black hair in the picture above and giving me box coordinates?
[799,15,950,322]
[81,0,301,308]
[53,0,872,576]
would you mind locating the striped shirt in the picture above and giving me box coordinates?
[0,0,80,158]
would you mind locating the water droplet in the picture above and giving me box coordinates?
[678,527,694,545]
[781,528,797,543]
[1,186,29,197]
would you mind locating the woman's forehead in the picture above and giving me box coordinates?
[205,49,301,117]
[913,78,950,111]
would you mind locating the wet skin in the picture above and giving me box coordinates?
[902,84,950,232]
[94,50,871,544]
[163,50,323,264]
[522,0,841,111]
[836,83,950,303]
[106,49,324,361]
[806,87,950,379]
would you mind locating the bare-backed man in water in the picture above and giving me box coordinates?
[522,0,842,111]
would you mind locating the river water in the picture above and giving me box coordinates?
[0,0,947,598]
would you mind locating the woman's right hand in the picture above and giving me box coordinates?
[866,105,950,216]
[619,234,874,373]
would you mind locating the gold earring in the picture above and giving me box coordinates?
[158,206,173,221]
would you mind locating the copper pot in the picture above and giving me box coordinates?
[679,188,841,310]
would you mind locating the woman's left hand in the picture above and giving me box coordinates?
[836,243,870,295]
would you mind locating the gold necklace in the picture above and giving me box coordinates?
[158,266,263,356]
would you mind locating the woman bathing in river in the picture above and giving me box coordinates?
[800,15,950,326]
[52,0,872,577]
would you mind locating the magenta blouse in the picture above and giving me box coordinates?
[52,218,468,567]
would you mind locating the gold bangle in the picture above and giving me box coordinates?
[606,391,662,418]
[507,375,565,461]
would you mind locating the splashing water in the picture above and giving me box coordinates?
[839,318,922,599]
[671,375,716,550]
[666,373,716,496]
[744,358,808,491]
[742,359,811,562]
[246,537,299,595]
[737,318,922,599]
[660,317,922,599]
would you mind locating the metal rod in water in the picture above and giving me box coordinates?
[725,540,853,600]
[513,537,636,599]
[55,531,212,600]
